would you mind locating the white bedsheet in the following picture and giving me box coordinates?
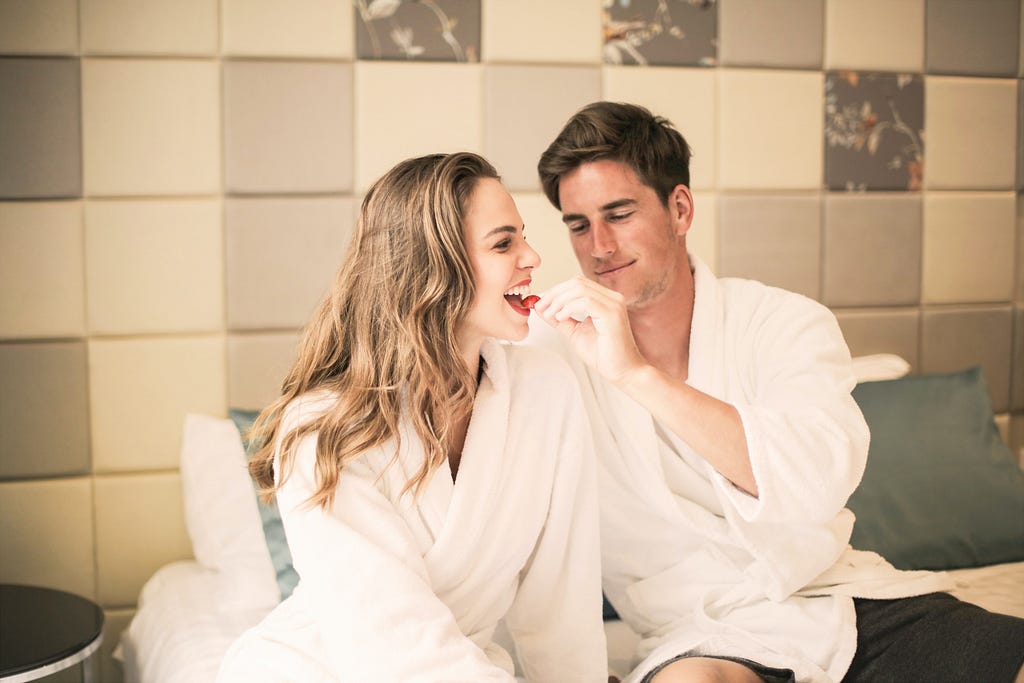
[118,560,1024,683]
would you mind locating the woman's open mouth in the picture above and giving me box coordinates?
[504,284,533,316]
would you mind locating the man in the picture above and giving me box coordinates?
[529,102,1024,683]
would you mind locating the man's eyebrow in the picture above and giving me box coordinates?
[562,198,638,223]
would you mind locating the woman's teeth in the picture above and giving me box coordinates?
[503,285,531,298]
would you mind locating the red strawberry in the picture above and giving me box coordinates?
[522,295,540,310]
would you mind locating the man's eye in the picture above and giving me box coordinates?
[608,212,632,222]
[568,223,588,234]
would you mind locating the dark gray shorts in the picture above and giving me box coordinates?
[641,592,1024,683]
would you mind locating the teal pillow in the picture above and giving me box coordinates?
[848,367,1024,570]
[229,408,299,601]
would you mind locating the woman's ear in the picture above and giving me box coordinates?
[669,184,694,237]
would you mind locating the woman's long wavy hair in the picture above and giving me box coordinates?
[248,152,499,510]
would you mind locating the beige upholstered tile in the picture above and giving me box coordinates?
[718,193,821,299]
[483,65,601,192]
[925,77,1018,190]
[719,0,823,69]
[824,0,924,71]
[85,199,223,334]
[0,0,78,54]
[1012,306,1023,412]
[718,69,823,189]
[921,306,1013,413]
[834,308,920,371]
[0,341,90,479]
[94,473,192,607]
[482,0,601,64]
[602,66,716,190]
[221,0,353,58]
[1012,415,1024,465]
[0,201,84,339]
[689,190,717,273]
[100,608,134,683]
[355,62,482,192]
[223,60,353,194]
[228,332,302,411]
[89,336,227,472]
[81,58,220,196]
[926,0,1020,77]
[0,477,95,599]
[510,192,580,293]
[1017,193,1024,301]
[225,196,353,330]
[81,0,217,55]
[922,193,1015,304]
[0,58,82,198]
[823,194,922,307]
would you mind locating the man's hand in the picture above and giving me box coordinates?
[533,276,646,386]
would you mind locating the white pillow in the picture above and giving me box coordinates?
[851,353,911,384]
[179,414,279,609]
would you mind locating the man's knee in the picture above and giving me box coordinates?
[649,656,763,683]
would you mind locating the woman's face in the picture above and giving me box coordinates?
[457,177,541,354]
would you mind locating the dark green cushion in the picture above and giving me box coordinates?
[848,367,1024,570]
[230,408,299,601]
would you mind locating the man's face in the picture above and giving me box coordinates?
[557,159,692,310]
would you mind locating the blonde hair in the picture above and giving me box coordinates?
[249,152,499,509]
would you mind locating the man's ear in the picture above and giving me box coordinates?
[669,184,694,237]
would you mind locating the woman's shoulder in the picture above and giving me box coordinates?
[279,388,339,436]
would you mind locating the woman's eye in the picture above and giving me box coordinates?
[494,238,512,250]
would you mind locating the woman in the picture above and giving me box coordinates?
[216,153,608,682]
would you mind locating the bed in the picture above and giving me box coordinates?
[117,357,1024,682]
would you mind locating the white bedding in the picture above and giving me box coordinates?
[118,560,1024,683]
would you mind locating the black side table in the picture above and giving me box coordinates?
[0,584,104,683]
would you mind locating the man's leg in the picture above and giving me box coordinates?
[843,592,1024,683]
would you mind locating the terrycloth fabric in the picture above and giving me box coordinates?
[217,340,608,683]
[528,255,951,683]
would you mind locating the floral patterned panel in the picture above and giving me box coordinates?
[603,0,717,67]
[355,0,480,62]
[825,71,924,192]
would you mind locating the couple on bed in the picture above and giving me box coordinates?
[217,102,1024,683]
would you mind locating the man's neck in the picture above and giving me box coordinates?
[628,264,696,381]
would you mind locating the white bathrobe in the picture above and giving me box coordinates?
[217,340,608,683]
[529,255,951,683]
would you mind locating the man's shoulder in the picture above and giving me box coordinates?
[716,274,835,324]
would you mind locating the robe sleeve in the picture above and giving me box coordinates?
[276,426,517,682]
[502,372,609,683]
[712,292,870,527]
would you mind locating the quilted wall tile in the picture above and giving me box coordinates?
[926,77,1018,190]
[226,197,354,330]
[922,193,1016,304]
[602,66,716,190]
[85,199,223,335]
[80,0,217,55]
[824,0,924,72]
[0,201,85,339]
[719,0,823,69]
[482,0,601,64]
[0,477,95,599]
[603,0,717,67]
[824,72,924,192]
[1018,81,1023,191]
[0,341,90,479]
[823,194,922,307]
[511,193,580,292]
[0,0,78,55]
[357,0,479,62]
[223,60,353,195]
[1018,193,1024,301]
[81,59,220,196]
[354,61,481,191]
[227,332,301,411]
[94,473,192,606]
[689,190,718,273]
[0,57,81,198]
[483,65,601,192]
[922,306,1013,413]
[718,193,821,300]
[926,0,1020,77]
[718,69,823,190]
[835,309,920,370]
[221,0,353,58]
[1013,306,1023,411]
[88,336,227,472]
